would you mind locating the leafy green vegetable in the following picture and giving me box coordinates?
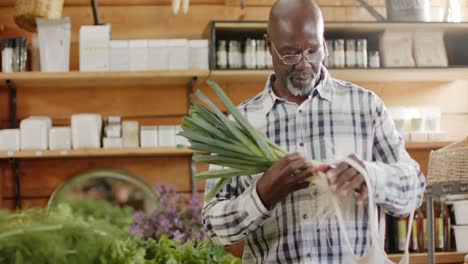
[0,205,241,263]
[52,197,134,231]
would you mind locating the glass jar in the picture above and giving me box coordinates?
[216,40,227,69]
[244,38,257,69]
[369,50,380,68]
[356,39,368,68]
[325,40,334,68]
[228,40,242,69]
[345,39,356,68]
[333,39,345,68]
[256,39,266,69]
[1,39,14,73]
[19,37,28,72]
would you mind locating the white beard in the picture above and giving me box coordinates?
[285,73,318,97]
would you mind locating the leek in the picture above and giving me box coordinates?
[180,80,325,201]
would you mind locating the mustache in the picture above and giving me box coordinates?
[289,71,316,78]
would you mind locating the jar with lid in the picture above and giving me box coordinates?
[356,39,368,68]
[18,37,28,72]
[244,38,257,69]
[265,45,273,69]
[256,39,266,69]
[325,40,334,68]
[216,40,227,69]
[369,50,380,68]
[1,39,14,73]
[345,39,356,68]
[333,39,345,68]
[228,40,242,69]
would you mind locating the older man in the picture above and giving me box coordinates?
[202,0,426,263]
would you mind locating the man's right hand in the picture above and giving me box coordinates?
[256,153,325,209]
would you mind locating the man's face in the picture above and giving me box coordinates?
[266,27,324,97]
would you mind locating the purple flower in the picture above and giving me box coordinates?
[130,184,207,243]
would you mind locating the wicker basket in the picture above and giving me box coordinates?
[14,0,64,32]
[427,137,468,184]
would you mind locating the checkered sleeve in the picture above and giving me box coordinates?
[202,167,272,246]
[363,97,426,216]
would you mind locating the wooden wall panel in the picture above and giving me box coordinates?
[16,85,188,120]
[0,87,9,124]
[2,156,192,198]
[2,198,48,211]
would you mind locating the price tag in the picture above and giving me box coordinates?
[35,151,43,156]
[7,151,14,157]
[60,150,68,156]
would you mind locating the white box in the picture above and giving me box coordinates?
[158,125,176,147]
[413,31,448,67]
[0,129,20,151]
[36,17,71,72]
[103,137,123,148]
[29,116,52,129]
[109,40,130,72]
[452,225,468,251]
[20,118,49,150]
[380,31,415,68]
[122,121,139,148]
[189,40,209,70]
[49,127,71,150]
[427,131,447,142]
[148,40,169,70]
[79,24,111,72]
[175,125,190,147]
[168,39,189,70]
[410,131,428,142]
[140,126,158,147]
[129,40,149,71]
[71,114,102,149]
[105,124,121,138]
[107,115,121,124]
[451,200,468,225]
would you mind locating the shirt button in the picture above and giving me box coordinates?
[302,214,308,220]
[299,142,304,147]
[298,109,303,114]
[306,253,312,258]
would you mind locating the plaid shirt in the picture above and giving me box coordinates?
[202,67,426,263]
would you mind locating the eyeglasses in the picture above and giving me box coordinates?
[268,37,326,65]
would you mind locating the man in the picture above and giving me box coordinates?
[202,0,426,263]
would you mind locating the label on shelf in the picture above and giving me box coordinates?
[35,151,43,156]
[7,151,13,157]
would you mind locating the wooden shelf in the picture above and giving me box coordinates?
[213,21,468,33]
[405,142,452,150]
[1,68,467,88]
[388,251,468,264]
[210,68,468,82]
[0,70,210,88]
[0,143,446,159]
[0,147,195,159]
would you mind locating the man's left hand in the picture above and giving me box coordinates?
[325,154,368,206]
